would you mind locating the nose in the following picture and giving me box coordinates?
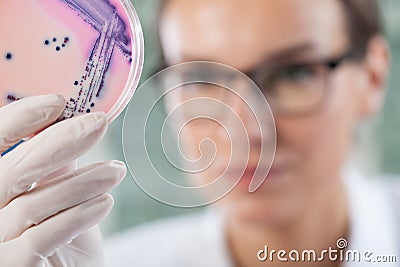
[221,86,275,192]
[225,88,275,147]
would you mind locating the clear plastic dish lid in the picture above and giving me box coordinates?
[0,0,144,122]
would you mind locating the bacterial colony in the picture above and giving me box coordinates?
[3,0,133,119]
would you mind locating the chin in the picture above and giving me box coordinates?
[218,184,303,226]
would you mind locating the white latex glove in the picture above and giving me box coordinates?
[0,95,127,267]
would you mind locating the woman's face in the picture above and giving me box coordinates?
[160,0,387,223]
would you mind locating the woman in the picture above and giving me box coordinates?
[106,0,399,266]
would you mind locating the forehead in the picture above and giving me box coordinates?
[161,0,348,70]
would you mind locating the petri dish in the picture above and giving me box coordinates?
[0,0,144,122]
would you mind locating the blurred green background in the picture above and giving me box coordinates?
[78,0,400,236]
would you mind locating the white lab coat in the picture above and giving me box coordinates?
[105,170,400,267]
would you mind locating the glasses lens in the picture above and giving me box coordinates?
[164,83,231,127]
[257,64,326,113]
[162,66,246,125]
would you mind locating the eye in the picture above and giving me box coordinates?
[275,65,317,82]
[256,64,318,90]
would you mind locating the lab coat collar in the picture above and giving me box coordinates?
[209,168,400,267]
[342,168,400,266]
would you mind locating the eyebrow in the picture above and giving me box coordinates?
[248,42,317,71]
[178,42,318,72]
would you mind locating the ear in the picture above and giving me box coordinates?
[358,35,390,118]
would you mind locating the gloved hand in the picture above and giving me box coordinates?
[0,95,127,267]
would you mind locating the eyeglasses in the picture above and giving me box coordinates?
[157,46,365,121]
[245,46,365,116]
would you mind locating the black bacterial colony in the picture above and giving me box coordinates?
[3,0,134,120]
[4,36,71,103]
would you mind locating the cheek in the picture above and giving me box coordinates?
[276,71,360,183]
[179,122,232,179]
[180,123,217,160]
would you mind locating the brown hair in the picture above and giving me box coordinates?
[157,0,383,64]
[338,0,383,50]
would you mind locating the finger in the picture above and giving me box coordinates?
[0,160,126,242]
[38,160,78,185]
[11,194,113,267]
[47,227,104,266]
[0,94,65,153]
[0,112,108,208]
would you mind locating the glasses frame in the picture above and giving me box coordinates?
[245,46,366,117]
[155,46,366,118]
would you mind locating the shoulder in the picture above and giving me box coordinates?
[104,210,229,267]
[356,173,400,239]
[369,175,400,249]
[345,169,400,203]
[360,172,400,214]
[378,175,400,213]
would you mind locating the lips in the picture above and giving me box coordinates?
[267,164,286,177]
[224,160,287,185]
